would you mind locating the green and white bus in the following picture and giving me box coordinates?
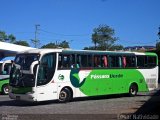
[9,49,158,102]
[0,60,12,94]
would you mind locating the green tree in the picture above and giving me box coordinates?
[59,40,70,48]
[91,25,118,50]
[8,34,16,43]
[0,31,8,42]
[109,44,124,51]
[41,40,70,49]
[83,46,96,50]
[0,31,16,43]
[41,42,57,48]
[14,40,30,47]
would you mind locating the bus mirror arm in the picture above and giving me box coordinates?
[30,61,39,74]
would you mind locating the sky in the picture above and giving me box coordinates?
[0,0,160,49]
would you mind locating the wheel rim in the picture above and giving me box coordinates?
[59,91,67,101]
[131,88,135,95]
[130,86,136,95]
[3,86,9,94]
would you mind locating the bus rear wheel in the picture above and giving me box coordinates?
[2,84,9,95]
[59,88,72,103]
[129,84,138,97]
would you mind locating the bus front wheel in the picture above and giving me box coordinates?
[2,84,9,95]
[59,88,72,103]
[129,84,138,97]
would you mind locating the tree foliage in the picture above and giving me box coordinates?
[0,31,7,41]
[41,42,57,48]
[59,40,70,48]
[0,31,16,43]
[14,40,30,47]
[109,44,124,51]
[91,25,118,50]
[41,40,70,49]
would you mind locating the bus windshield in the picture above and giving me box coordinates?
[15,54,40,70]
[10,54,40,87]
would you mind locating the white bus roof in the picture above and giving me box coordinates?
[15,48,157,56]
[18,49,63,55]
[0,41,35,60]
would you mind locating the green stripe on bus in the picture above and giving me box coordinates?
[70,69,148,96]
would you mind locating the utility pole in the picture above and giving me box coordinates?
[31,24,40,48]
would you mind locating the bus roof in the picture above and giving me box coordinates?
[17,48,157,56]
[18,49,63,55]
[0,41,35,60]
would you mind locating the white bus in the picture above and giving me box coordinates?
[0,60,12,94]
[9,49,158,102]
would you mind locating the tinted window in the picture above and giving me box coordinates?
[137,56,147,68]
[147,56,157,68]
[4,63,12,75]
[37,53,56,86]
[109,56,122,68]
[123,56,136,68]
[15,54,39,70]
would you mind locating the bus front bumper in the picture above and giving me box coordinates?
[9,92,37,102]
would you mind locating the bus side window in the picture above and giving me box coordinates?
[137,56,146,68]
[124,56,136,68]
[63,55,70,68]
[70,54,76,68]
[58,55,63,68]
[81,55,88,67]
[102,55,108,67]
[109,56,122,68]
[76,55,81,68]
[58,54,71,69]
[4,63,12,75]
[147,56,156,67]
[94,55,101,67]
[123,57,127,68]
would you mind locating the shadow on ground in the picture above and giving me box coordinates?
[0,93,131,107]
[132,89,160,118]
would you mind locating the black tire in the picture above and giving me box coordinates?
[129,84,138,97]
[59,88,72,103]
[2,84,9,95]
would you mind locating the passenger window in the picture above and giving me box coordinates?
[63,55,70,68]
[58,54,77,69]
[77,54,93,68]
[137,56,146,68]
[123,56,136,68]
[109,56,122,68]
[58,55,63,68]
[102,55,108,67]
[70,54,76,68]
[147,56,157,68]
[81,55,88,67]
[58,54,71,69]
[4,63,12,75]
[94,55,101,67]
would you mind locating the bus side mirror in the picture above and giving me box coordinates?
[30,61,39,74]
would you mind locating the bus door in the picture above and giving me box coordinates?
[35,53,57,101]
